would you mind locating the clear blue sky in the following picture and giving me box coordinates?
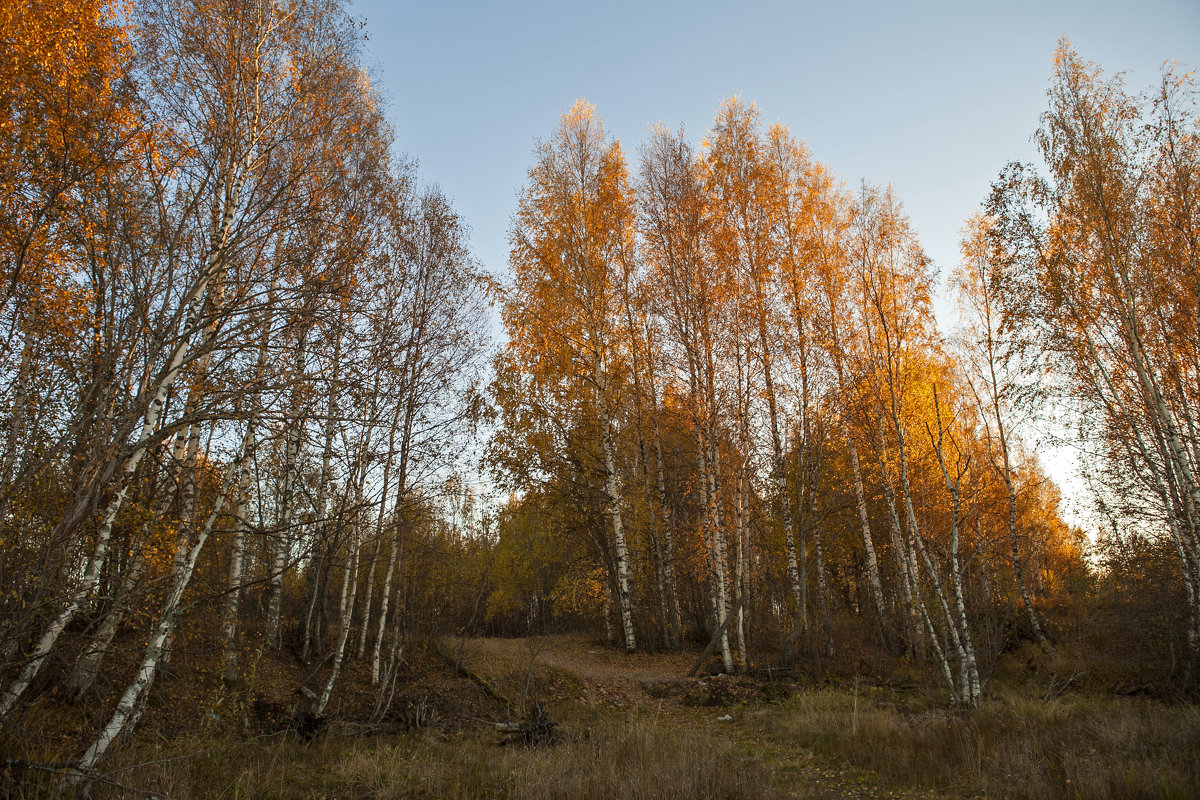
[348,0,1197,293]
[347,0,1196,519]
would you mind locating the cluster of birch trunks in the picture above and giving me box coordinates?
[493,44,1200,701]
[0,0,488,778]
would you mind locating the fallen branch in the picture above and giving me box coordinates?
[496,702,560,747]
[2,758,173,799]
[432,642,509,704]
[1043,670,1086,701]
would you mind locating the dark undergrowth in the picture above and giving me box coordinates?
[3,636,1198,800]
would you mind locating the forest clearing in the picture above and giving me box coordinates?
[5,633,1198,799]
[3,0,1200,796]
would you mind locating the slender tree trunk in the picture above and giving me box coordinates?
[797,501,809,640]
[222,294,274,681]
[633,372,670,650]
[64,547,146,700]
[371,300,425,676]
[65,424,192,700]
[703,429,733,672]
[887,455,957,697]
[733,464,748,671]
[352,371,387,661]
[871,417,918,646]
[813,524,834,659]
[985,343,1050,649]
[371,521,400,684]
[896,414,968,701]
[372,430,413,684]
[698,477,718,652]
[221,505,247,682]
[0,258,227,718]
[73,423,248,776]
[907,531,958,701]
[315,486,361,716]
[364,413,399,680]
[846,433,887,623]
[602,421,636,652]
[759,297,804,622]
[930,399,981,704]
[301,318,345,651]
[269,330,308,651]
[356,531,383,660]
[878,463,919,650]
[221,432,256,683]
[647,354,681,647]
[269,421,299,651]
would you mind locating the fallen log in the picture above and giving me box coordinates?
[432,642,509,704]
[497,702,560,746]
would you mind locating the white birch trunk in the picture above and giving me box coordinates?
[930,404,981,705]
[879,470,919,648]
[74,427,247,775]
[983,340,1050,648]
[812,524,834,659]
[648,362,681,647]
[269,332,308,650]
[759,303,805,622]
[846,435,887,623]
[705,433,734,673]
[315,501,361,716]
[0,220,234,717]
[733,467,748,671]
[356,533,383,660]
[65,548,146,700]
[602,422,636,652]
[300,319,345,654]
[266,422,295,649]
[370,489,406,685]
[222,447,253,683]
[370,524,399,684]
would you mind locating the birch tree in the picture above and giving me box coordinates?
[954,213,1050,648]
[989,43,1200,672]
[504,100,638,651]
[0,0,387,721]
[640,124,736,671]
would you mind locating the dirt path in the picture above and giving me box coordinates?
[447,633,700,705]
[443,634,948,799]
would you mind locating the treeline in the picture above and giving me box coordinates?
[487,44,1198,702]
[0,0,488,774]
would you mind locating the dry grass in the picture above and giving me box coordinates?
[753,685,1200,799]
[335,706,788,800]
[3,703,787,800]
[5,635,1198,800]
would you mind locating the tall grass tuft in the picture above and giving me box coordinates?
[337,707,788,800]
[760,686,1200,799]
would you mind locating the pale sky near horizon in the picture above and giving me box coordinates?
[347,0,1198,525]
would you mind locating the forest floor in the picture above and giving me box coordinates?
[7,632,1198,799]
[438,633,949,799]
